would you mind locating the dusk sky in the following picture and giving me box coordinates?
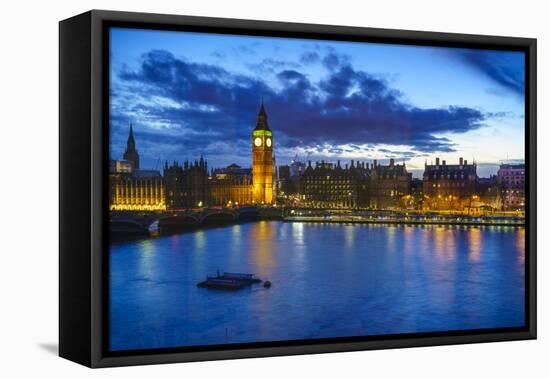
[109,27,525,178]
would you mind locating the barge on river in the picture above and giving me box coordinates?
[197,272,262,290]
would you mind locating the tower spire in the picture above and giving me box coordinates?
[127,123,135,148]
[255,98,270,131]
[259,97,265,116]
[123,123,140,170]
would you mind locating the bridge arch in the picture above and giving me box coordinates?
[201,211,237,224]
[237,207,260,221]
[159,213,200,224]
[110,219,149,238]
[159,214,200,231]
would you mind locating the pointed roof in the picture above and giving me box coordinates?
[254,98,271,131]
[124,124,138,156]
[127,124,136,146]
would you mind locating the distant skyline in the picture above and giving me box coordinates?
[109,27,525,178]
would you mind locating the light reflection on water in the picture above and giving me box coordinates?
[468,228,482,263]
[110,222,525,351]
[137,239,155,279]
[516,228,526,264]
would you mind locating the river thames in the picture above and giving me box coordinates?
[109,221,525,351]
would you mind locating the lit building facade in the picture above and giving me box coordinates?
[497,163,525,211]
[409,178,424,210]
[368,159,412,209]
[277,165,293,195]
[300,161,369,208]
[110,169,166,211]
[252,101,274,205]
[164,159,257,209]
[109,125,165,211]
[290,158,306,178]
[477,175,501,212]
[209,164,253,206]
[164,158,210,209]
[162,103,277,209]
[109,159,133,174]
[297,159,412,209]
[423,157,477,211]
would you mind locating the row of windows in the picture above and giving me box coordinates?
[111,197,164,205]
[500,171,524,176]
[303,201,357,206]
[304,193,355,197]
[371,190,405,197]
[305,196,356,200]
[429,182,466,188]
[114,189,164,196]
[426,174,469,180]
[304,186,353,189]
[502,181,524,186]
[372,175,407,180]
[303,181,352,185]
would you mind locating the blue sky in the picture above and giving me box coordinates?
[109,27,525,178]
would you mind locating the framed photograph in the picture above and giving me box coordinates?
[59,10,536,368]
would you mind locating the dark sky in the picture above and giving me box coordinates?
[109,28,525,177]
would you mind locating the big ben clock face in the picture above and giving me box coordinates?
[254,137,262,147]
[266,138,272,147]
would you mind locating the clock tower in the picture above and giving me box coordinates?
[252,100,273,205]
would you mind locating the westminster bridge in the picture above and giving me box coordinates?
[110,206,525,240]
[109,206,281,239]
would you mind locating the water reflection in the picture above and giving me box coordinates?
[516,228,525,265]
[170,234,180,251]
[403,226,414,255]
[137,239,156,278]
[344,224,355,250]
[194,230,206,251]
[292,222,304,245]
[110,222,526,351]
[468,228,482,263]
[250,221,276,270]
[232,224,242,238]
[433,226,457,262]
[385,226,396,252]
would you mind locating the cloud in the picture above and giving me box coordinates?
[112,49,490,164]
[237,44,256,55]
[452,50,525,96]
[322,52,351,71]
[300,51,321,65]
[247,58,300,74]
[211,50,226,59]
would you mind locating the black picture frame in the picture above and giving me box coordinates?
[59,9,537,368]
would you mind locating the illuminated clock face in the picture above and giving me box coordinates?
[254,137,262,147]
[266,138,272,147]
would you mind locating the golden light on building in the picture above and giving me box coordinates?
[109,125,166,212]
[422,157,478,211]
[110,203,166,211]
[110,173,166,211]
[210,170,253,206]
[252,100,274,205]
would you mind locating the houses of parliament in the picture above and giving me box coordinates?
[110,101,525,213]
[109,102,275,211]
